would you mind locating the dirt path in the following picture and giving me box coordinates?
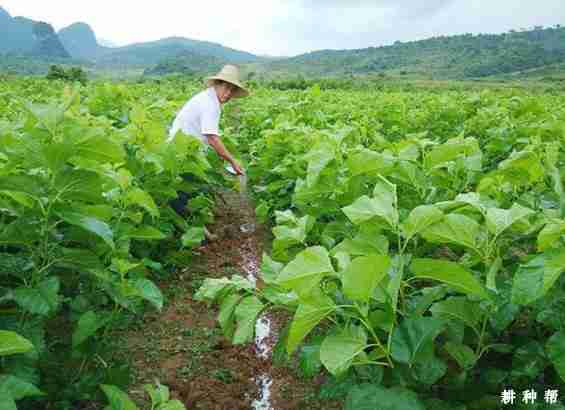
[121,189,340,410]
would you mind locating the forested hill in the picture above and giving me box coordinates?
[259,25,565,79]
[0,7,69,58]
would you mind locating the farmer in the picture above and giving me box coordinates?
[167,64,249,238]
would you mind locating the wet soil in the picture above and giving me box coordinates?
[120,189,341,410]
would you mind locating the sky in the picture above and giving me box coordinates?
[1,0,564,56]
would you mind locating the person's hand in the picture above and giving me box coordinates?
[231,161,245,176]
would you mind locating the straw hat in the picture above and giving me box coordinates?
[206,65,249,98]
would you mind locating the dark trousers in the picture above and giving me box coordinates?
[169,173,201,217]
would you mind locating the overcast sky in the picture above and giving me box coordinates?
[1,0,564,56]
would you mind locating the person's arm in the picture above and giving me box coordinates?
[205,134,244,175]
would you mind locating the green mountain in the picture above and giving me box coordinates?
[143,50,225,76]
[58,22,106,59]
[259,26,565,79]
[94,37,261,68]
[0,7,68,58]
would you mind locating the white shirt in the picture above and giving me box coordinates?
[167,87,221,144]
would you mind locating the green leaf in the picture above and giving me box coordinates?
[305,141,335,187]
[0,331,34,356]
[287,294,336,355]
[345,384,425,410]
[347,149,394,176]
[410,258,489,299]
[278,246,335,298]
[159,401,186,410]
[342,255,390,303]
[57,211,115,249]
[538,220,565,251]
[75,135,126,164]
[131,279,164,311]
[444,342,477,370]
[126,188,159,218]
[0,375,44,400]
[402,205,444,241]
[421,214,481,251]
[143,382,169,407]
[260,253,284,284]
[485,204,534,237]
[13,277,60,315]
[331,226,389,257]
[0,392,16,410]
[100,384,139,410]
[218,293,241,339]
[547,331,565,382]
[124,226,167,241]
[511,249,565,305]
[320,326,367,376]
[233,296,264,344]
[72,311,107,348]
[181,227,205,248]
[343,182,398,228]
[391,317,445,365]
[486,257,502,292]
[430,296,482,332]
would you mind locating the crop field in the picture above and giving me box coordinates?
[1,76,565,409]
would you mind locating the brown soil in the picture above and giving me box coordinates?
[120,189,342,410]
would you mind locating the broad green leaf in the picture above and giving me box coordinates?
[181,227,205,248]
[511,249,565,305]
[194,276,253,302]
[430,296,482,332]
[547,331,565,382]
[126,188,159,218]
[75,135,126,164]
[486,256,502,292]
[287,294,336,355]
[13,277,60,315]
[0,393,16,410]
[0,331,34,356]
[305,142,335,187]
[0,375,44,400]
[100,384,139,410]
[331,230,389,257]
[124,226,167,241]
[0,175,43,197]
[485,203,534,237]
[159,401,185,410]
[538,220,565,251]
[260,253,284,284]
[320,326,367,376]
[444,342,477,370]
[342,196,380,225]
[410,258,489,299]
[143,382,169,407]
[131,279,164,311]
[342,255,390,303]
[72,311,107,348]
[421,214,481,252]
[424,138,480,170]
[0,191,35,208]
[57,211,115,249]
[233,296,264,344]
[218,293,241,338]
[343,180,397,228]
[278,246,335,298]
[402,205,444,240]
[345,384,425,410]
[347,149,394,176]
[391,317,445,365]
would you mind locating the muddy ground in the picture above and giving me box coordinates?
[117,189,341,410]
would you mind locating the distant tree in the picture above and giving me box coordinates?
[46,65,87,84]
